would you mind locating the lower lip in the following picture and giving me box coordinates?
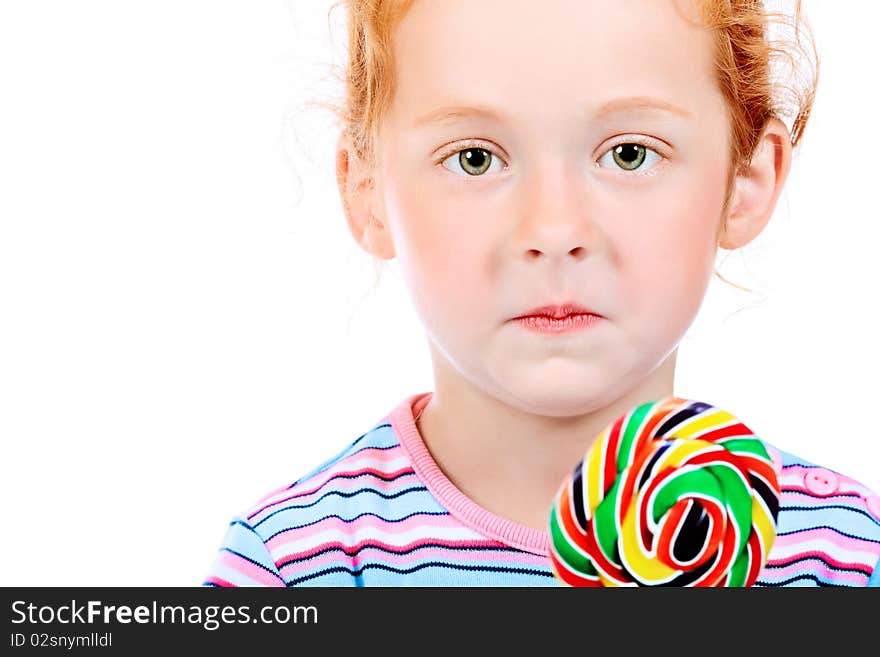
[514,313,603,334]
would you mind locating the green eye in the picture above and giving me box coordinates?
[459,148,491,176]
[613,144,645,170]
[441,146,505,177]
[598,142,662,172]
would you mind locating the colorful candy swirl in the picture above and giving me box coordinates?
[549,397,780,587]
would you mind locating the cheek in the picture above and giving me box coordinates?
[617,182,722,331]
[382,170,497,322]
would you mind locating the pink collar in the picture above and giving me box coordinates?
[388,391,551,556]
[386,391,786,558]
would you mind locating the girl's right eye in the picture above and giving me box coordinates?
[439,144,506,177]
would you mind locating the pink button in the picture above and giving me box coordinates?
[803,469,839,496]
[865,495,880,522]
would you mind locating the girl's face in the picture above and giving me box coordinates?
[374,0,732,416]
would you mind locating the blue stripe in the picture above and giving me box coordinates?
[777,505,880,537]
[867,556,880,587]
[251,486,442,535]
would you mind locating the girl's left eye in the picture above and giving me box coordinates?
[440,145,506,177]
[596,141,664,173]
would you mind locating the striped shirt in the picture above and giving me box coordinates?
[204,392,880,587]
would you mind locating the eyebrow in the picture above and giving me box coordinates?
[412,95,692,127]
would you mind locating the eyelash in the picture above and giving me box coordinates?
[437,136,668,177]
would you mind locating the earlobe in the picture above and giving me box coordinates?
[718,118,793,251]
[335,135,396,260]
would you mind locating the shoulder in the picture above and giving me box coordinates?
[243,418,415,530]
[758,444,880,587]
[207,416,443,586]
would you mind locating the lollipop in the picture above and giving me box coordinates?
[549,397,780,587]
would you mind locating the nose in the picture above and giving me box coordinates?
[514,158,596,262]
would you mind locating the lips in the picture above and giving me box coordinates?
[515,302,601,320]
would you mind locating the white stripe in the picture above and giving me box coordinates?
[270,524,487,559]
[769,536,879,566]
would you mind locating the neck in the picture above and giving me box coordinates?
[415,345,677,531]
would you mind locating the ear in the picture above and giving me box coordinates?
[335,134,395,260]
[718,117,793,250]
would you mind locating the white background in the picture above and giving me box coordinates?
[0,1,877,586]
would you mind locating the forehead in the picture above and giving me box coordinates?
[389,0,717,128]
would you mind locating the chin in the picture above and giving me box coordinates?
[495,379,618,418]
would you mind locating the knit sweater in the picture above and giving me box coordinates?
[204,392,880,587]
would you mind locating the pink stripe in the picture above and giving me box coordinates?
[260,464,415,506]
[248,465,416,520]
[284,446,409,494]
[279,536,503,564]
[766,548,873,574]
[246,445,407,511]
[761,557,867,586]
[266,513,465,551]
[775,526,880,554]
[279,543,549,576]
[356,545,549,567]
[204,576,236,587]
[217,550,286,587]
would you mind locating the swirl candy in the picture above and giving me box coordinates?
[549,397,780,587]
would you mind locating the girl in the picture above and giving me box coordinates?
[204,0,880,586]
